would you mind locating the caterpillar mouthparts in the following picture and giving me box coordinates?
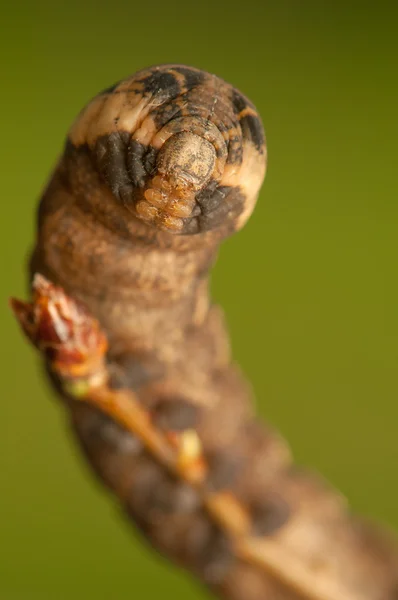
[137,131,216,232]
[68,64,267,236]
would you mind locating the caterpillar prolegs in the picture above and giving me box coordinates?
[13,65,398,599]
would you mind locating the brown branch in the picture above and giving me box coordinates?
[10,275,398,600]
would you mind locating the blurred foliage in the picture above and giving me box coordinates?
[1,1,397,598]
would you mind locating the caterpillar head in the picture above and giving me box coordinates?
[69,65,267,235]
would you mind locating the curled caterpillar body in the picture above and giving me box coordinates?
[68,64,266,234]
[27,65,398,600]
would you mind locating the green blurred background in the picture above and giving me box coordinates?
[1,1,397,598]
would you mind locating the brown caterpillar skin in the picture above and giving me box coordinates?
[30,65,397,599]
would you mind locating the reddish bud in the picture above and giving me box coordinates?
[10,274,107,379]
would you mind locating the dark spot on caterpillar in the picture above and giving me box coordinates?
[72,404,142,456]
[152,397,199,431]
[231,88,250,114]
[206,450,243,491]
[127,139,153,188]
[197,186,246,231]
[240,114,265,153]
[172,66,206,90]
[126,459,199,530]
[179,185,246,235]
[146,476,199,516]
[140,70,182,102]
[196,180,223,213]
[63,137,77,157]
[152,99,184,129]
[94,131,131,196]
[227,135,243,164]
[181,217,200,235]
[250,494,291,536]
[199,205,231,231]
[108,355,157,390]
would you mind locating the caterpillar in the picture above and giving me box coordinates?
[13,65,398,599]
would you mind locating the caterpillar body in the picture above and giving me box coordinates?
[26,65,397,599]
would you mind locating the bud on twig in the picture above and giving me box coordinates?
[10,274,107,382]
